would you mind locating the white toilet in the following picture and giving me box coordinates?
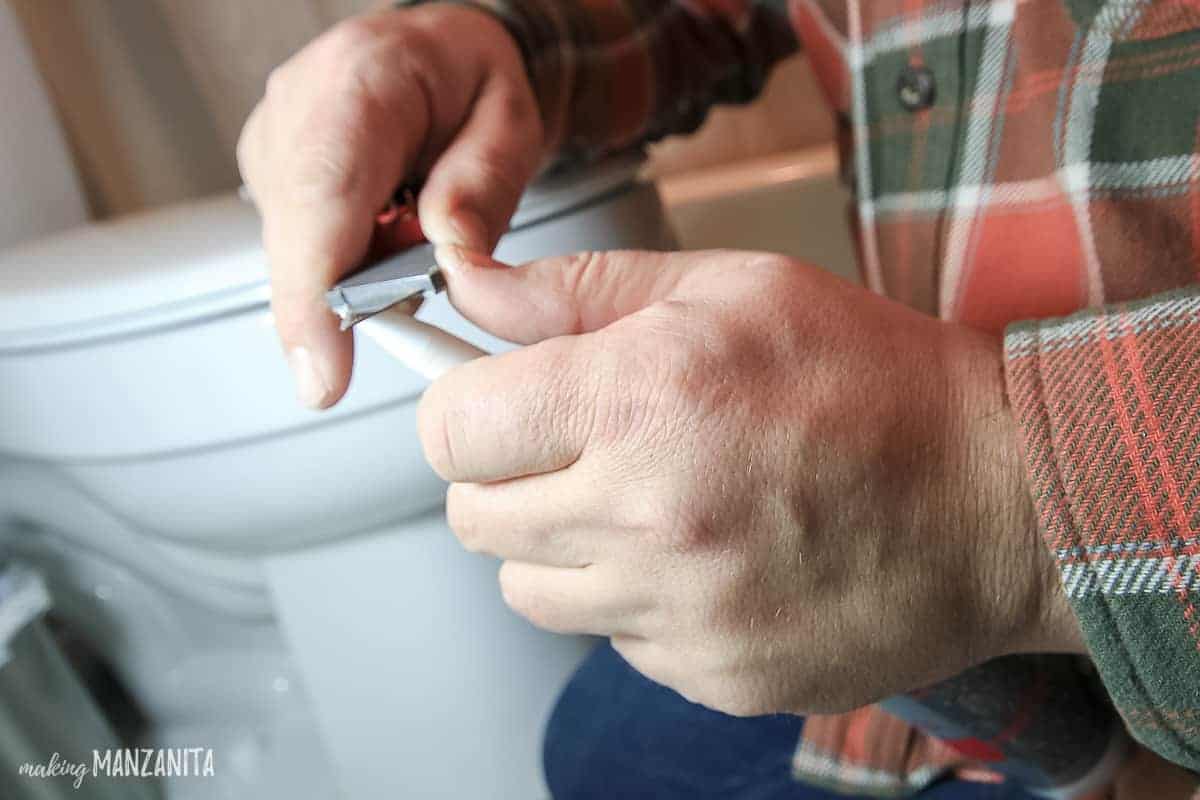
[0,7,676,797]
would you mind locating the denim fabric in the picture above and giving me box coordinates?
[544,643,1039,800]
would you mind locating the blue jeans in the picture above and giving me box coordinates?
[543,643,1037,800]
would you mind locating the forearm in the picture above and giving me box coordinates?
[410,0,800,164]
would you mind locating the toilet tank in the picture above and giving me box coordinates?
[0,1,89,249]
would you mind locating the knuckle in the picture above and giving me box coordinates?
[663,498,715,552]
[445,485,486,553]
[499,566,581,634]
[449,151,527,212]
[235,123,255,172]
[553,252,608,333]
[282,48,419,207]
[744,253,805,307]
[607,306,717,436]
[319,17,382,59]
[497,568,549,627]
[490,87,543,159]
[542,345,590,427]
[289,137,364,204]
[508,341,593,461]
[729,250,796,284]
[416,389,460,480]
[287,95,383,204]
[323,17,433,106]
[644,309,712,387]
[263,64,291,100]
[749,251,798,276]
[496,84,536,124]
[235,114,262,184]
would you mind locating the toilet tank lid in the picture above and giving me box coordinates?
[0,195,268,351]
[0,155,645,352]
[509,153,644,230]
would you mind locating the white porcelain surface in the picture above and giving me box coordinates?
[266,514,595,799]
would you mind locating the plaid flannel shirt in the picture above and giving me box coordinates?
[410,0,1200,794]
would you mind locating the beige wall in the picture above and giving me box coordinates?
[646,56,831,178]
[10,0,375,217]
[10,0,830,220]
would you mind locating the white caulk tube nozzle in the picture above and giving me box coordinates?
[356,306,487,381]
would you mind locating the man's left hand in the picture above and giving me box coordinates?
[419,246,1084,716]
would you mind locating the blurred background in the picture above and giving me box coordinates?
[9,0,844,265]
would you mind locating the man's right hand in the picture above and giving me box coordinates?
[237,5,542,408]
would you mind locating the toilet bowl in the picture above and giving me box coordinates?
[0,159,676,798]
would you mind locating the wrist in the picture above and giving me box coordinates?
[945,326,1086,658]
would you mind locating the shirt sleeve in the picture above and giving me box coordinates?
[1004,286,1200,772]
[415,0,799,164]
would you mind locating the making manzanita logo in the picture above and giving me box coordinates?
[19,749,215,789]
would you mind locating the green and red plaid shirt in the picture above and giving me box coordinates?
[414,0,1200,794]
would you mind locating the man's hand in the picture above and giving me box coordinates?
[238,6,542,408]
[420,246,1084,716]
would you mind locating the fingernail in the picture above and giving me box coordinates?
[287,346,333,409]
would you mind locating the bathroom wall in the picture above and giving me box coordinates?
[645,57,831,179]
[9,0,375,218]
[9,0,832,219]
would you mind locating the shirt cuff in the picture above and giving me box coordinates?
[1003,286,1200,773]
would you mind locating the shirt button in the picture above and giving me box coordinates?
[897,65,936,111]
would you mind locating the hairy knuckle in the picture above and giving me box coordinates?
[652,485,716,553]
[669,512,707,553]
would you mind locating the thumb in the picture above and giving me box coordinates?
[435,246,692,344]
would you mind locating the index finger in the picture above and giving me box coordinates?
[244,39,432,407]
[416,336,598,483]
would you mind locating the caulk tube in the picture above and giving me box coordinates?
[356,307,486,380]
